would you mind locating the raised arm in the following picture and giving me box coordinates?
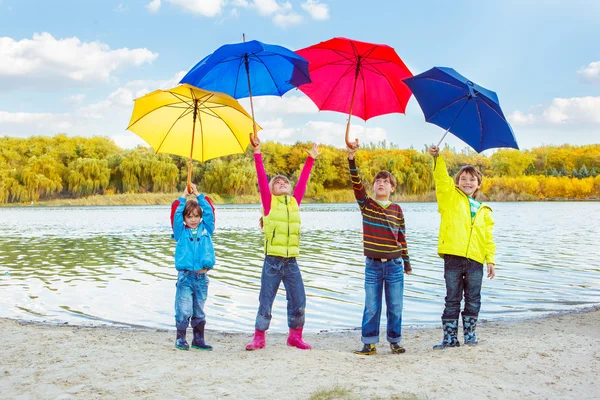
[292,143,318,205]
[347,140,368,209]
[250,134,272,215]
[173,185,193,241]
[429,146,457,208]
[197,193,215,236]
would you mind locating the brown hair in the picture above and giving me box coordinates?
[183,200,202,220]
[454,165,483,198]
[373,171,397,189]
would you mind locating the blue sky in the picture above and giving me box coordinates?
[1,0,599,151]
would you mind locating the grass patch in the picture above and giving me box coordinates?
[309,385,356,400]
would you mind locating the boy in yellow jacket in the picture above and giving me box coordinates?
[429,145,496,349]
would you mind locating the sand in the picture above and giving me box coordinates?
[1,307,599,400]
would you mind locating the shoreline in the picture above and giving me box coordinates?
[2,307,599,399]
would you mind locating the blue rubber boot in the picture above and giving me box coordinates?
[462,315,479,345]
[433,319,460,350]
[192,321,213,351]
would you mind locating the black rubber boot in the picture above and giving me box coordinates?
[433,319,461,350]
[390,342,406,354]
[192,321,213,351]
[176,329,189,350]
[354,343,376,355]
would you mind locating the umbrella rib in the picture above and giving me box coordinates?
[364,62,406,110]
[127,92,193,129]
[155,107,194,154]
[475,99,484,151]
[426,95,469,122]
[251,53,283,95]
[478,93,508,121]
[234,57,245,98]
[319,63,358,109]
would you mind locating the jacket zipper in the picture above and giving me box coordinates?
[286,195,290,257]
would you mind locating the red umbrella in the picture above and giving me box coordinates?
[297,37,413,146]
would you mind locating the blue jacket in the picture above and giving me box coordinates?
[173,194,216,271]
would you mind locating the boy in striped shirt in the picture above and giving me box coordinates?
[347,141,412,355]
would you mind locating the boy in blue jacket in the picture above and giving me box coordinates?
[172,183,216,351]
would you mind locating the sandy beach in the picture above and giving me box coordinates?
[1,308,599,400]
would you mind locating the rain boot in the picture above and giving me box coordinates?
[354,343,376,355]
[286,327,312,350]
[191,321,212,351]
[176,329,189,350]
[462,315,479,345]
[390,342,406,354]
[245,329,266,351]
[433,319,460,350]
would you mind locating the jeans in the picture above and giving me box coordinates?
[441,255,483,320]
[360,257,405,344]
[255,255,306,331]
[174,270,209,330]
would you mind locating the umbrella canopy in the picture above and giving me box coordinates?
[179,38,311,138]
[403,67,518,152]
[296,37,413,146]
[180,39,311,98]
[127,84,260,187]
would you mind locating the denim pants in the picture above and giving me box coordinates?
[441,255,483,320]
[360,257,405,344]
[255,255,306,331]
[174,270,209,330]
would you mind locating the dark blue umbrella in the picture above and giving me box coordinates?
[180,36,311,138]
[403,67,518,152]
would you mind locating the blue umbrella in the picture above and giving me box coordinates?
[403,67,518,152]
[180,36,311,138]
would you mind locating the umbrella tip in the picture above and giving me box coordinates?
[243,33,246,42]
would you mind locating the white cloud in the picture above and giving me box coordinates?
[64,94,86,104]
[0,72,186,145]
[508,110,536,125]
[248,95,318,114]
[0,111,72,137]
[577,61,600,84]
[114,3,127,12]
[0,33,158,89]
[231,0,250,6]
[253,0,284,15]
[146,0,161,13]
[165,0,224,17]
[510,96,600,127]
[301,0,329,20]
[273,11,303,27]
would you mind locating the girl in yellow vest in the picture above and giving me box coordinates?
[245,135,319,351]
[429,145,496,349]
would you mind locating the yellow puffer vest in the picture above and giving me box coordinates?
[263,194,301,257]
[434,156,496,265]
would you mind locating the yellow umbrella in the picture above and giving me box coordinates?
[127,84,261,189]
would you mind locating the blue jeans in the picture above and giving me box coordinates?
[360,257,405,344]
[255,255,306,331]
[441,255,483,320]
[174,270,209,330]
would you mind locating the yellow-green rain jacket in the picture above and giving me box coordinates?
[433,156,496,265]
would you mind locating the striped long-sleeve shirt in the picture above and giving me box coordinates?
[349,158,410,262]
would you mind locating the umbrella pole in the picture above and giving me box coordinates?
[435,100,470,148]
[244,54,259,139]
[187,99,199,192]
[345,63,361,148]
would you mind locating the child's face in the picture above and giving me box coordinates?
[271,178,291,196]
[373,177,394,200]
[184,210,202,229]
[457,172,481,196]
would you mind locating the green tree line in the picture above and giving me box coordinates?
[1,135,599,204]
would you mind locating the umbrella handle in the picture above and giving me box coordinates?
[345,116,358,148]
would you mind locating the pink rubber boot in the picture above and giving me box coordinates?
[286,327,312,350]
[245,329,266,350]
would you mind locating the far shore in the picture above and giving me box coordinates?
[2,191,599,207]
[1,307,599,399]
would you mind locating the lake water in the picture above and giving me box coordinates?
[0,202,599,333]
